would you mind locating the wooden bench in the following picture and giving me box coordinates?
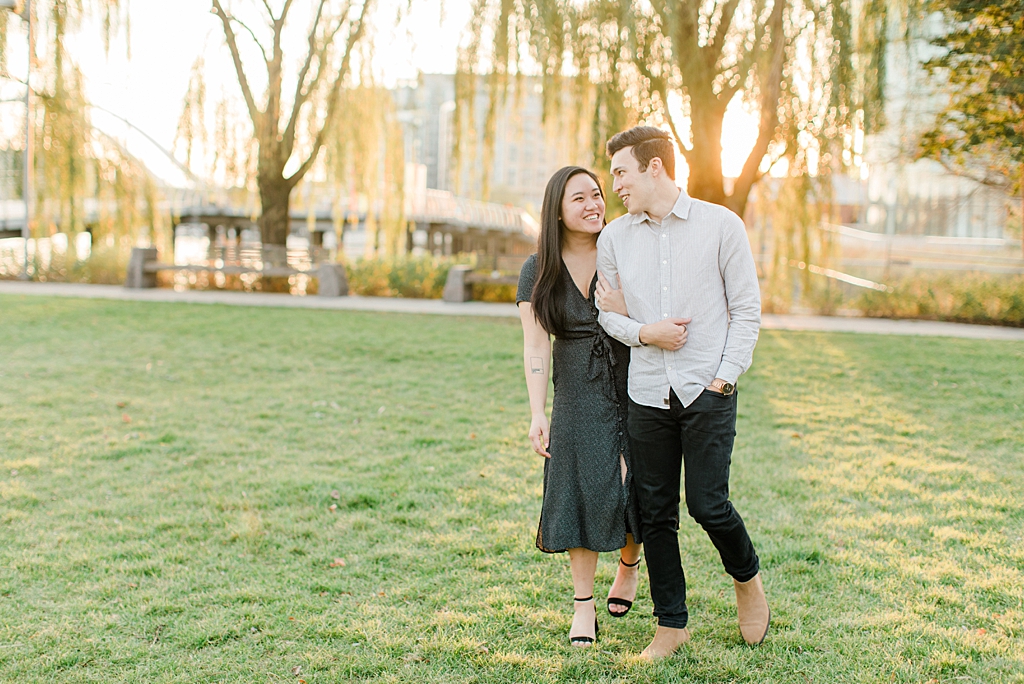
[442,265,520,303]
[124,247,349,296]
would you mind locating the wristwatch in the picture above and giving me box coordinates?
[710,379,735,396]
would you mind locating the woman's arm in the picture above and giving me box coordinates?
[518,302,553,458]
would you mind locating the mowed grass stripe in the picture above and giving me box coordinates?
[0,295,1021,683]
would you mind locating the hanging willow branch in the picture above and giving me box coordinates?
[6,0,156,273]
[456,0,908,217]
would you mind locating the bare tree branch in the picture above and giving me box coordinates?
[635,55,691,162]
[707,0,741,67]
[283,13,351,150]
[265,0,290,133]
[730,0,787,212]
[281,0,333,155]
[670,2,702,85]
[211,0,261,127]
[721,0,769,102]
[259,0,276,21]
[287,0,374,187]
[931,153,1013,190]
[228,14,269,63]
[279,0,298,26]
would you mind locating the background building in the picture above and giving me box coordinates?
[395,74,576,215]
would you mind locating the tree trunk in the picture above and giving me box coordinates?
[258,176,292,248]
[686,94,727,207]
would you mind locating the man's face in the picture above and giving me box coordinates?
[610,147,652,215]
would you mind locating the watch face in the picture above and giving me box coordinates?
[722,383,735,395]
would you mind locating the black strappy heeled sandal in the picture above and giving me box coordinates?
[570,596,599,647]
[607,557,641,617]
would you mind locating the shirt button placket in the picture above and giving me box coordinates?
[660,231,669,319]
[661,229,671,378]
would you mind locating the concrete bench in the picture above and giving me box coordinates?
[443,265,520,303]
[125,247,349,296]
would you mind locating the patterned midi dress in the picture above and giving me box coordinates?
[516,253,643,553]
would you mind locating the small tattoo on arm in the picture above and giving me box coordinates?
[530,357,544,374]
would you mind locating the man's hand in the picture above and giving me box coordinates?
[639,318,691,351]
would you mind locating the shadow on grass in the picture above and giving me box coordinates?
[0,297,1021,683]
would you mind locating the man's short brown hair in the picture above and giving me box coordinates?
[606,126,676,180]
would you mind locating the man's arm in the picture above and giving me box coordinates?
[596,231,644,347]
[715,214,762,384]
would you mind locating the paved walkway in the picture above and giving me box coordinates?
[3,281,1023,341]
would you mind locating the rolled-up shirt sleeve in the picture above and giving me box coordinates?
[596,230,644,347]
[715,214,761,383]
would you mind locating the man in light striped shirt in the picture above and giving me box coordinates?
[595,126,770,659]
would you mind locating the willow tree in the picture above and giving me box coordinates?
[321,82,405,257]
[458,0,886,217]
[175,56,407,259]
[208,0,374,251]
[1,0,159,277]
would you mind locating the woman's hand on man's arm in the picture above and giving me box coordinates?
[595,272,628,316]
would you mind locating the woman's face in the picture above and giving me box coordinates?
[560,173,605,237]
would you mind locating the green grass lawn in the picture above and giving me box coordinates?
[1,296,1022,683]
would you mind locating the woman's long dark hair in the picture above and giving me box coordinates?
[530,166,605,338]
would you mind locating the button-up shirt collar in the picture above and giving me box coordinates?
[630,190,693,227]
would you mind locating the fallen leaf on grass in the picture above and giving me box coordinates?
[291,665,302,676]
[469,433,477,439]
[122,414,132,423]
[477,644,489,654]
[330,490,340,500]
[328,504,338,512]
[116,401,127,409]
[330,558,347,567]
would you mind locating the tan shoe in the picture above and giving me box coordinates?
[638,626,690,660]
[734,573,770,645]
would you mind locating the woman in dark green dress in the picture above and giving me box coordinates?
[517,166,643,647]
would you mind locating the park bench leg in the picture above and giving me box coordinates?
[443,265,473,303]
[317,263,349,297]
[125,247,158,289]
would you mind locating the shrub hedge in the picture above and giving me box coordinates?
[854,274,1024,327]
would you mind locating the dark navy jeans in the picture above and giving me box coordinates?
[628,388,760,629]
